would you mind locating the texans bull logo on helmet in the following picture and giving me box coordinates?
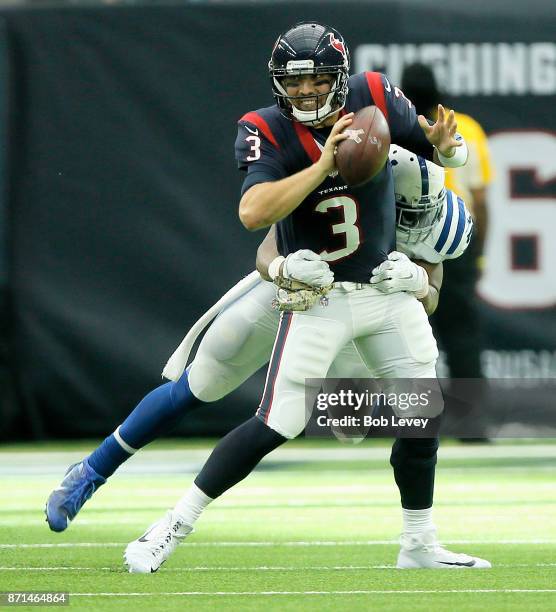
[328,33,347,58]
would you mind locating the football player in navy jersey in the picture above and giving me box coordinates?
[120,23,490,573]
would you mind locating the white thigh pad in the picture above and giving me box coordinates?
[398,298,438,366]
[354,294,438,378]
[188,282,278,402]
[260,311,350,439]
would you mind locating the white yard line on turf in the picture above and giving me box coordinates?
[1,563,556,571]
[69,589,556,596]
[2,443,555,476]
[2,539,556,549]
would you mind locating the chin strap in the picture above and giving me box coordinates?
[273,75,345,126]
[291,95,336,125]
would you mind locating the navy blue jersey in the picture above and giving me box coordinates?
[234,72,435,282]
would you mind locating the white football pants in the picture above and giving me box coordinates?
[187,280,437,438]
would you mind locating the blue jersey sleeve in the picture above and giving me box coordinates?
[235,113,287,195]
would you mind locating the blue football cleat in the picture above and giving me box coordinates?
[45,459,106,532]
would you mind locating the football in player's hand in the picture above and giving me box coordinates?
[335,106,391,187]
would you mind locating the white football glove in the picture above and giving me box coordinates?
[370,251,429,298]
[269,250,334,287]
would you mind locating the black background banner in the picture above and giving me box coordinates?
[0,1,554,438]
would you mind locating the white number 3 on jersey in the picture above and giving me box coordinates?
[315,195,361,262]
[245,135,261,161]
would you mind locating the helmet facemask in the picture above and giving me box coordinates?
[395,189,445,244]
[390,146,446,244]
[271,65,349,126]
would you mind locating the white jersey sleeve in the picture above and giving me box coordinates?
[396,190,474,264]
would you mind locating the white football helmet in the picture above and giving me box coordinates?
[390,146,446,243]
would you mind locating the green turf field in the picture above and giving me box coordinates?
[1,440,555,611]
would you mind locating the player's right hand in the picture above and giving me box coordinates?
[316,112,354,176]
[283,250,334,287]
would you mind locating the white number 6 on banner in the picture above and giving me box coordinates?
[479,131,556,308]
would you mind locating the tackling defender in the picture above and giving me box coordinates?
[120,23,489,572]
